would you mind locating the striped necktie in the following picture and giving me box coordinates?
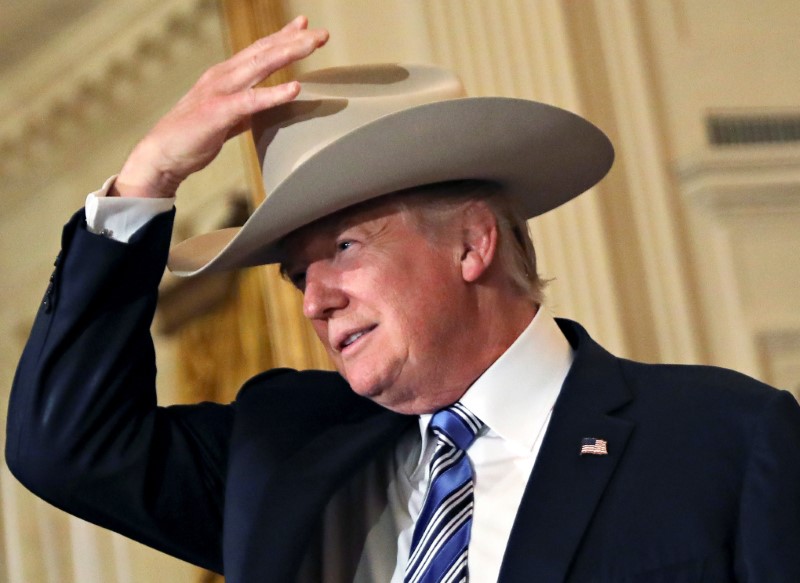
[405,403,484,583]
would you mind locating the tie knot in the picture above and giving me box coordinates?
[430,403,484,451]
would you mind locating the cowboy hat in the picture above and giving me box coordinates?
[167,63,613,276]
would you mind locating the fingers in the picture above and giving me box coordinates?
[246,30,327,87]
[226,81,302,125]
[215,22,328,92]
[115,17,325,199]
[215,80,303,145]
[283,14,308,31]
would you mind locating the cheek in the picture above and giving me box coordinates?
[397,280,461,349]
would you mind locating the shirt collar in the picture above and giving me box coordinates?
[412,308,574,474]
[461,308,574,451]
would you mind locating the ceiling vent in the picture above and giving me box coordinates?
[707,112,800,146]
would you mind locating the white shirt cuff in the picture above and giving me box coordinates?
[85,176,176,243]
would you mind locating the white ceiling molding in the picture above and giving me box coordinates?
[0,0,216,183]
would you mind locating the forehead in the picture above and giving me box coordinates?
[278,195,409,261]
[276,179,489,266]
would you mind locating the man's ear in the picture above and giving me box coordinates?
[460,202,499,283]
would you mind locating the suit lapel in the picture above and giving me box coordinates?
[499,320,635,583]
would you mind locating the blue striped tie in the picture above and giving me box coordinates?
[405,403,484,583]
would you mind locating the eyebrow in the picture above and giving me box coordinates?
[275,202,395,282]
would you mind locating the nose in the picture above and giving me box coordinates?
[302,262,348,320]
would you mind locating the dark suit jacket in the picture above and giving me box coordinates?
[7,209,800,582]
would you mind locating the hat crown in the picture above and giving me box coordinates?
[252,64,466,194]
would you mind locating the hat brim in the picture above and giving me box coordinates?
[168,97,613,276]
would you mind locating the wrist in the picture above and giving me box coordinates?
[114,140,183,199]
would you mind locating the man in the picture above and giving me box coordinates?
[7,16,800,583]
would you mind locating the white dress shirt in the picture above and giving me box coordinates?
[85,180,575,582]
[353,308,574,582]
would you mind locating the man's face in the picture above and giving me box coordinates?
[281,197,476,414]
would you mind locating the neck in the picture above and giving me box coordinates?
[411,293,537,415]
[473,295,538,378]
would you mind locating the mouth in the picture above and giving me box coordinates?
[336,325,378,353]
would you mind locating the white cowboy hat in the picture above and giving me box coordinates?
[167,63,613,277]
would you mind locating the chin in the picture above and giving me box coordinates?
[345,374,406,410]
[342,370,382,398]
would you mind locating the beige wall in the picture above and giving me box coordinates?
[1,0,798,581]
[642,0,800,159]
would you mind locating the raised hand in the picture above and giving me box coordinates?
[113,15,328,199]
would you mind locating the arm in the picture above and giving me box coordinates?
[7,209,232,571]
[6,16,328,573]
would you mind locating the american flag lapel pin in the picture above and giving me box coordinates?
[580,437,608,456]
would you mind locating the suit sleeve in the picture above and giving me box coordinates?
[5,209,231,574]
[735,389,800,581]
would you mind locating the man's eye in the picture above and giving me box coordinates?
[337,240,353,252]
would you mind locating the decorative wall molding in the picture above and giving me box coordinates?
[592,0,704,364]
[678,145,800,380]
[678,148,800,213]
[0,0,217,185]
